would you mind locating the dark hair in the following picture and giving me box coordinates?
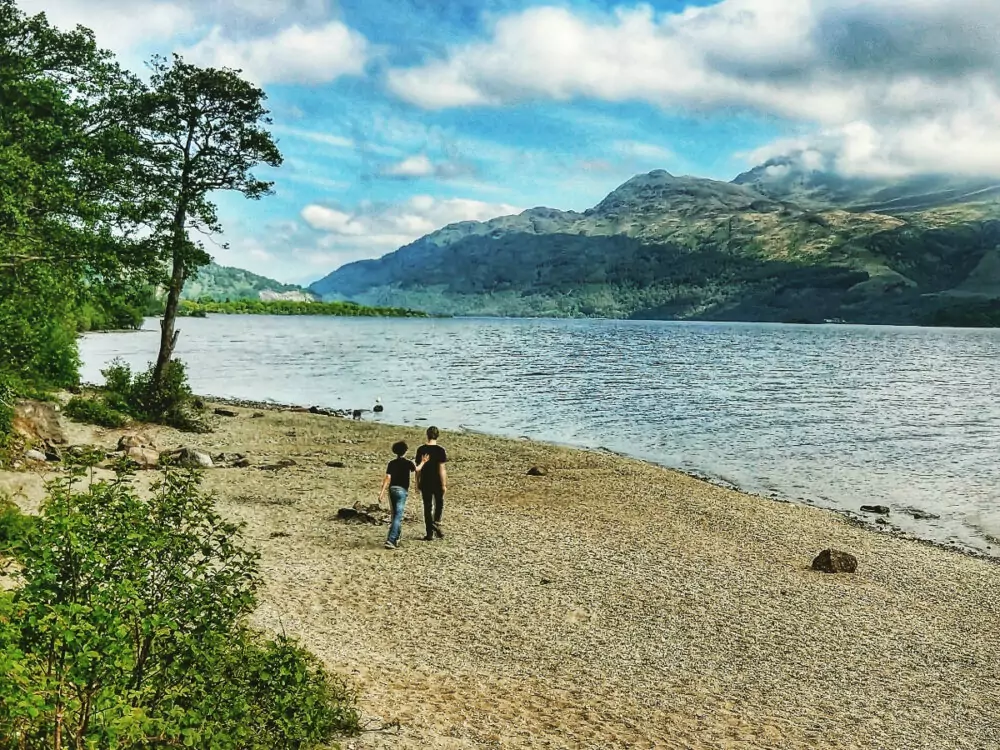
[426,426,439,440]
[392,440,408,456]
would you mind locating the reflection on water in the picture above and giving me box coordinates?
[79,316,1000,555]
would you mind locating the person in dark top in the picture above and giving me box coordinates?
[378,440,416,550]
[415,426,447,541]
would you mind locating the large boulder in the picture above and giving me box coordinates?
[811,549,858,574]
[126,446,161,469]
[13,401,65,445]
[162,447,214,469]
[117,431,157,452]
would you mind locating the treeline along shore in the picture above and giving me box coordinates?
[4,398,997,749]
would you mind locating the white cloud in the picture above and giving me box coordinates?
[386,0,1000,177]
[613,140,675,162]
[182,21,368,84]
[298,195,521,267]
[383,155,436,178]
[18,0,194,57]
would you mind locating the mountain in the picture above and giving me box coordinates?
[309,166,1000,325]
[183,263,314,302]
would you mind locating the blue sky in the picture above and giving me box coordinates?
[25,0,1000,283]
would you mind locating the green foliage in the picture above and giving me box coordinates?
[95,359,205,432]
[64,396,131,428]
[0,376,13,448]
[180,298,429,318]
[926,299,1000,328]
[0,465,359,748]
[0,497,32,558]
[135,54,283,392]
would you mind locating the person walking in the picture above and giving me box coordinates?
[378,440,416,550]
[415,426,447,540]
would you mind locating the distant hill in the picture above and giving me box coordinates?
[182,263,314,302]
[309,164,1000,325]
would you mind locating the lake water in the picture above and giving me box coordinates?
[79,316,1000,556]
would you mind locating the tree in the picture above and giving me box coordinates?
[0,0,152,386]
[136,55,282,390]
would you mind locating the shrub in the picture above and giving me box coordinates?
[0,497,33,558]
[0,465,359,748]
[85,359,207,432]
[64,395,131,428]
[0,376,13,448]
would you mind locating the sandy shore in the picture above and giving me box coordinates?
[3,405,999,749]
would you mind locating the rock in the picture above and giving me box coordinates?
[214,408,238,418]
[527,466,548,477]
[860,505,890,515]
[901,507,941,521]
[24,449,47,463]
[335,506,384,525]
[233,457,251,468]
[117,432,157,452]
[252,412,265,419]
[276,458,296,468]
[326,461,347,468]
[13,401,66,445]
[163,447,214,469]
[811,549,858,574]
[126,446,161,469]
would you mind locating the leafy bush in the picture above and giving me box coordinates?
[0,376,13,449]
[0,497,33,557]
[0,465,360,748]
[64,395,131,428]
[74,359,207,432]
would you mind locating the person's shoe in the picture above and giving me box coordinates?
[384,541,397,550]
[422,534,434,541]
[433,523,444,539]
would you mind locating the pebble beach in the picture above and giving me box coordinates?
[3,404,999,749]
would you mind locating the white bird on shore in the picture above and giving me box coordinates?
[373,397,384,413]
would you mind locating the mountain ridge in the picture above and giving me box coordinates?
[309,162,1000,325]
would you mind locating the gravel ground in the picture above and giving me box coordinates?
[5,406,999,749]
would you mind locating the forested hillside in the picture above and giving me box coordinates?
[312,168,1000,325]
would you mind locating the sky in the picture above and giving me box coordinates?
[21,0,1000,284]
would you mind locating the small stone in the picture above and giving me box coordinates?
[234,458,251,468]
[527,466,548,477]
[901,507,941,521]
[811,548,858,574]
[326,461,347,468]
[860,505,890,515]
[25,449,47,462]
[276,458,296,468]
[214,408,238,418]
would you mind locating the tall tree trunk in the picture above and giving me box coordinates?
[152,205,188,388]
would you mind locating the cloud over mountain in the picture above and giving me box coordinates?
[387,0,1000,177]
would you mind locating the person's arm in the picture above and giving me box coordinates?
[378,472,391,504]
[439,463,447,494]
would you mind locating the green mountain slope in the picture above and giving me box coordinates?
[309,167,1000,325]
[182,263,314,302]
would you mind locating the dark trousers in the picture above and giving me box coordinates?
[421,486,445,536]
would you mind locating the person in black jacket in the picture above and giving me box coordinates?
[378,440,416,550]
[415,426,447,540]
